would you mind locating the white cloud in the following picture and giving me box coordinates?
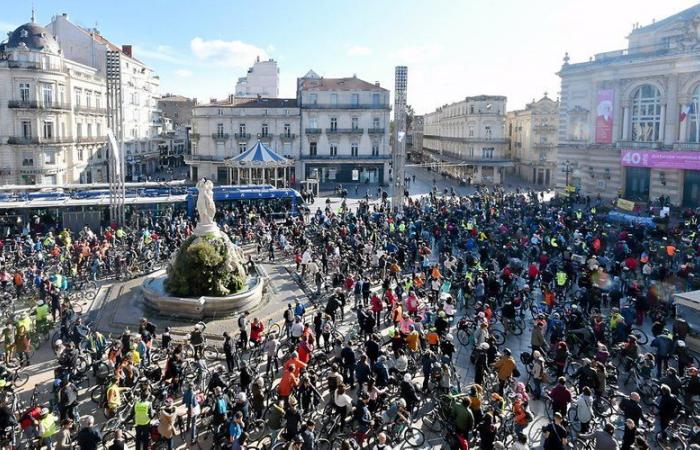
[0,21,16,35]
[391,44,443,64]
[133,44,184,64]
[174,69,193,78]
[347,45,372,56]
[190,37,268,68]
[266,44,276,53]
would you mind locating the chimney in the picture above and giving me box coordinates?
[193,98,198,105]
[229,94,234,103]
[121,45,132,58]
[62,13,69,19]
[374,81,380,87]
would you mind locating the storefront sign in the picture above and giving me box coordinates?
[621,149,700,170]
[616,198,636,211]
[595,89,614,144]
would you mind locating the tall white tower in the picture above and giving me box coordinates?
[392,66,407,212]
[235,57,279,98]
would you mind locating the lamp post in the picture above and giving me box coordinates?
[562,160,572,187]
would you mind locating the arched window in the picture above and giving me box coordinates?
[688,85,700,143]
[631,85,661,142]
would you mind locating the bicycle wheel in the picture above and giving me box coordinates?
[90,385,104,404]
[630,328,648,346]
[512,321,525,336]
[269,323,281,336]
[203,345,219,361]
[491,330,506,346]
[316,438,332,450]
[423,409,444,432]
[12,372,28,388]
[527,416,547,446]
[75,356,89,374]
[593,396,614,418]
[456,328,470,346]
[402,426,425,447]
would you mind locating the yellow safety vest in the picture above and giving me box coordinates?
[134,401,151,426]
[17,316,31,334]
[40,414,57,438]
[107,384,121,407]
[399,223,406,233]
[36,305,49,322]
[556,272,567,286]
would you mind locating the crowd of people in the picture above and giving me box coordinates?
[0,184,698,450]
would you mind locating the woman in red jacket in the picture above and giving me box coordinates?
[250,318,265,347]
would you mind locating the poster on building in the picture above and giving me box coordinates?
[595,89,614,144]
[621,149,700,170]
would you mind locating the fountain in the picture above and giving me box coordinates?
[142,179,264,319]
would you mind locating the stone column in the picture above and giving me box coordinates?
[659,105,666,142]
[622,106,630,140]
[664,75,679,146]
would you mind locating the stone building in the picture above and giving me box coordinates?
[423,96,512,184]
[235,57,279,99]
[556,4,700,207]
[507,95,559,186]
[0,16,108,185]
[188,97,300,184]
[297,71,391,184]
[158,94,196,127]
[47,13,162,180]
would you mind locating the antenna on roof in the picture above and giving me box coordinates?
[31,4,36,23]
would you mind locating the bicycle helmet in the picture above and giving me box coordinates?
[398,398,407,408]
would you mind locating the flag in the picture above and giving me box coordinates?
[680,104,691,122]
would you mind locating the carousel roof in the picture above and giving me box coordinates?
[226,140,293,167]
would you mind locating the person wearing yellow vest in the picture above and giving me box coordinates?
[106,376,129,417]
[35,300,50,332]
[38,407,58,448]
[133,392,153,450]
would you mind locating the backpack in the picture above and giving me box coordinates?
[216,397,227,415]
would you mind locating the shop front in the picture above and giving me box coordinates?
[304,163,385,184]
[684,170,700,208]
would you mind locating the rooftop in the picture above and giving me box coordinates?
[298,75,387,92]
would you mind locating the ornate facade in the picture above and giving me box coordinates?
[556,4,700,207]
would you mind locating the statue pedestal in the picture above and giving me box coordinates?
[193,222,221,237]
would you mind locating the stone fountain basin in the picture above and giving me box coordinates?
[142,269,264,319]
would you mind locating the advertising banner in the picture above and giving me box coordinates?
[621,149,700,170]
[595,89,615,144]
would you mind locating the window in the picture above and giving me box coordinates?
[688,85,700,142]
[42,83,53,106]
[351,143,358,157]
[77,123,82,138]
[351,94,359,106]
[21,121,31,138]
[283,142,292,157]
[485,126,492,139]
[482,148,494,159]
[74,88,82,107]
[96,123,101,137]
[96,149,103,159]
[262,123,268,136]
[43,175,57,185]
[469,127,474,137]
[330,118,337,131]
[85,90,92,108]
[470,105,474,114]
[216,123,224,136]
[309,142,317,156]
[59,85,65,104]
[43,121,53,139]
[218,109,223,116]
[239,143,247,154]
[61,122,65,138]
[284,124,291,136]
[77,147,84,161]
[331,94,338,105]
[330,144,337,156]
[372,144,379,156]
[22,153,33,167]
[352,117,359,130]
[87,123,92,137]
[44,151,56,165]
[372,93,380,105]
[309,118,318,129]
[631,84,661,142]
[19,83,30,102]
[373,117,380,129]
[239,124,246,135]
[94,93,100,109]
[310,94,317,105]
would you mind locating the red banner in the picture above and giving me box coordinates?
[595,89,614,144]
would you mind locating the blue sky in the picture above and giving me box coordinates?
[3,0,697,114]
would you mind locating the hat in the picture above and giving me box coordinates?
[40,408,49,417]
[480,342,490,350]
[256,377,265,387]
[403,373,412,382]
[237,392,247,402]
[36,300,44,307]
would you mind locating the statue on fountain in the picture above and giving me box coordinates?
[163,178,247,297]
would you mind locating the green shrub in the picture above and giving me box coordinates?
[164,234,246,297]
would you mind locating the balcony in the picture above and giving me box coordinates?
[190,133,200,140]
[303,103,390,110]
[367,128,386,134]
[8,100,71,110]
[422,135,509,144]
[615,141,661,150]
[184,154,227,162]
[259,134,273,142]
[533,124,557,132]
[211,133,230,141]
[7,60,64,73]
[305,128,322,134]
[325,128,364,135]
[673,142,700,151]
[7,136,73,145]
[533,142,556,150]
[77,136,107,144]
[234,133,251,140]
[299,154,391,161]
[279,133,296,141]
[74,105,107,115]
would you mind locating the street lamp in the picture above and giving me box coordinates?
[561,160,573,187]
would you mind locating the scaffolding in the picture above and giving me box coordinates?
[392,66,408,212]
[106,50,125,225]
